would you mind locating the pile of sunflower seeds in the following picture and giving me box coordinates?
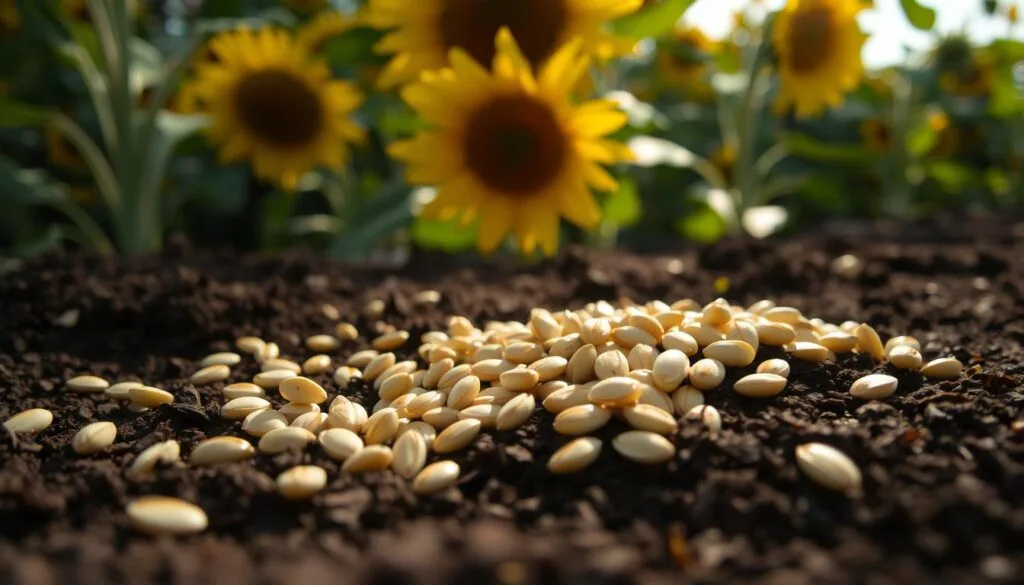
[4,296,966,536]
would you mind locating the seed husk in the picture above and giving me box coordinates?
[189,436,255,466]
[412,460,460,495]
[499,366,540,392]
[433,418,482,453]
[66,375,110,393]
[661,331,699,356]
[849,373,898,400]
[364,408,401,445]
[567,344,598,384]
[788,341,830,363]
[72,421,117,455]
[291,411,328,434]
[257,341,280,363]
[190,364,230,386]
[222,383,266,401]
[221,396,271,420]
[319,428,364,461]
[685,404,722,433]
[277,465,327,500]
[503,342,545,365]
[884,335,921,354]
[756,359,791,378]
[588,376,641,408]
[755,322,796,346]
[302,354,332,375]
[854,324,885,361]
[392,430,428,479]
[547,437,603,474]
[253,369,297,389]
[547,334,583,360]
[681,322,724,348]
[447,375,481,410]
[278,401,320,422]
[236,336,266,355]
[242,409,288,437]
[372,330,410,352]
[260,358,302,374]
[377,372,414,401]
[275,376,326,405]
[347,349,379,368]
[403,390,447,419]
[363,352,398,381]
[127,496,208,535]
[542,384,592,413]
[621,404,678,435]
[627,344,658,371]
[458,403,501,428]
[652,349,690,392]
[725,320,759,354]
[530,356,568,382]
[105,381,143,401]
[3,408,53,434]
[671,386,704,415]
[887,345,923,370]
[795,442,862,495]
[258,426,316,454]
[703,340,756,367]
[594,350,629,380]
[554,404,612,436]
[733,373,788,398]
[688,359,726,391]
[129,386,175,408]
[611,325,658,349]
[819,331,858,353]
[127,440,180,477]
[423,358,455,388]
[342,444,393,474]
[920,357,963,379]
[306,334,340,353]
[613,430,675,464]
[581,318,612,346]
[437,364,473,390]
[496,392,536,431]
[422,406,460,429]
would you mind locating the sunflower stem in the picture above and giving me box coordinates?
[110,0,148,253]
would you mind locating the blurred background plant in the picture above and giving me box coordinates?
[0,0,1021,259]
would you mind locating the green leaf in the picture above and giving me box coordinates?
[675,206,727,243]
[323,26,386,69]
[906,118,938,158]
[127,38,165,96]
[611,0,696,39]
[0,156,68,204]
[0,97,55,127]
[899,0,936,31]
[411,217,478,252]
[782,133,874,165]
[602,176,642,227]
[926,161,976,194]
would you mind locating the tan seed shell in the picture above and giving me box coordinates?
[236,336,266,355]
[392,431,428,479]
[377,372,414,401]
[554,404,612,436]
[588,377,640,407]
[302,354,332,375]
[105,381,143,401]
[756,359,791,378]
[277,465,327,500]
[129,386,174,408]
[685,404,722,433]
[499,367,540,392]
[819,331,858,353]
[3,408,53,434]
[127,496,207,535]
[221,396,270,420]
[661,331,699,356]
[733,373,788,398]
[253,369,297,388]
[884,335,921,353]
[422,407,460,430]
[260,358,302,373]
[530,356,568,382]
[613,430,675,464]
[567,344,598,384]
[788,341,830,363]
[887,345,923,370]
[621,404,678,434]
[412,460,460,495]
[688,358,726,391]
[319,428,363,461]
[627,344,658,371]
[291,412,328,434]
[372,330,410,352]
[703,340,756,367]
[795,442,862,495]
[363,352,398,382]
[438,364,473,390]
[72,421,117,455]
[128,440,180,477]
[66,375,110,393]
[306,334,340,353]
[190,364,230,385]
[423,358,455,388]
[222,383,266,400]
[278,402,320,422]
[671,386,704,415]
[547,437,602,474]
[920,357,963,379]
[854,324,885,360]
[725,320,760,353]
[347,349,379,368]
[611,325,658,349]
[542,384,592,413]
[447,375,481,410]
[189,436,254,466]
[458,403,501,428]
[364,408,400,445]
[755,322,797,346]
[652,349,690,392]
[433,418,482,453]
[279,376,328,405]
[258,426,316,454]
[849,373,898,400]
[242,409,288,437]
[403,390,447,419]
[594,350,629,380]
[496,392,536,431]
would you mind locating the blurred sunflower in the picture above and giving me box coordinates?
[939,53,995,97]
[656,27,717,102]
[858,118,890,152]
[390,29,634,256]
[281,0,329,15]
[297,10,358,54]
[364,0,643,89]
[773,0,867,117]
[0,2,20,35]
[189,27,365,189]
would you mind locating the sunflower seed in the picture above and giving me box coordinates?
[421,358,453,389]
[887,345,923,370]
[363,352,397,382]
[258,426,316,454]
[347,349,379,368]
[920,357,963,379]
[495,392,536,431]
[105,381,143,401]
[259,358,301,374]
[375,372,412,402]
[671,386,704,414]
[621,404,678,434]
[364,408,401,445]
[588,376,640,407]
[701,299,732,327]
[681,322,725,348]
[530,356,568,382]
[127,496,207,535]
[291,411,328,434]
[554,404,612,436]
[849,373,898,400]
[257,341,280,363]
[754,322,794,347]
[458,403,501,428]
[277,465,327,500]
[762,306,802,325]
[278,376,328,405]
[236,336,266,355]
[253,369,296,389]
[725,320,759,353]
[372,330,410,352]
[72,421,117,455]
[499,366,540,392]
[127,440,180,477]
[652,349,690,392]
[301,354,332,375]
[319,428,363,461]
[438,364,472,390]
[392,431,428,479]
[594,350,629,380]
[756,359,791,378]
[219,383,264,401]
[189,436,254,466]
[819,331,858,353]
[795,442,862,495]
[190,365,230,386]
[567,344,598,384]
[66,375,110,393]
[853,323,885,360]
[530,308,562,341]
[627,312,664,339]
[129,386,174,408]
[884,335,921,353]
[733,373,788,398]
[422,406,460,429]
[242,409,288,437]
[688,358,725,391]
[703,340,756,367]
[787,341,830,363]
[611,325,658,349]
[412,460,460,495]
[403,390,446,418]
[447,375,481,410]
[220,396,270,420]
[542,384,592,413]
[278,401,320,422]
[432,418,482,453]
[685,404,722,433]
[612,430,675,464]
[306,334,340,353]
[661,331,699,356]
[547,437,602,474]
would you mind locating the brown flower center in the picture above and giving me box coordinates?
[440,0,568,68]
[786,6,835,73]
[463,94,567,195]
[234,70,323,147]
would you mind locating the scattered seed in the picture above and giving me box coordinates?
[221,396,270,420]
[681,322,724,347]
[819,331,858,353]
[849,373,898,400]
[422,406,460,430]
[588,377,641,408]
[581,318,612,346]
[652,349,690,392]
[72,421,117,455]
[364,408,401,445]
[253,369,297,388]
[127,440,180,477]
[627,344,658,371]
[554,404,612,436]
[403,390,447,419]
[622,404,678,435]
[200,351,241,368]
[261,358,302,374]
[319,428,363,461]
[257,341,280,363]
[258,426,316,454]
[343,444,393,473]
[392,431,428,479]
[887,345,923,370]
[671,386,704,414]
[438,364,472,390]
[755,322,796,346]
[548,437,602,474]
[502,342,545,365]
[277,465,327,500]
[424,358,455,388]
[236,336,266,355]
[496,392,536,431]
[499,366,540,392]
[629,369,657,386]
[412,460,460,495]
[458,403,501,428]
[129,386,174,408]
[433,418,482,453]
[242,409,288,437]
[306,334,340,353]
[412,290,441,305]
[372,330,410,352]
[787,341,830,363]
[542,384,592,413]
[567,344,598,384]
[613,430,675,464]
[277,376,327,405]
[302,354,332,375]
[105,381,143,401]
[611,325,658,349]
[725,320,760,353]
[279,402,320,422]
[190,364,230,386]
[363,352,397,382]
[66,375,110,393]
[756,359,791,378]
[685,404,722,433]
[547,334,583,360]
[291,411,328,434]
[854,324,885,361]
[189,436,255,466]
[884,335,921,353]
[795,442,862,495]
[661,331,699,356]
[127,496,208,535]
[347,349,379,368]
[447,375,481,410]
[336,322,359,341]
[594,350,629,380]
[733,373,788,398]
[688,359,726,391]
[762,306,802,325]
[920,357,963,379]
[530,356,568,382]
[222,383,266,401]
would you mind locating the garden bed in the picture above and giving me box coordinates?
[2,220,1024,585]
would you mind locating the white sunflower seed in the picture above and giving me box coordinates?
[887,345,923,370]
[795,442,862,495]
[127,496,207,535]
[290,411,328,434]
[787,341,830,363]
[372,330,410,352]
[553,404,612,436]
[688,358,726,391]
[756,359,791,378]
[422,407,460,430]
[621,404,678,435]
[594,350,629,380]
[105,381,143,401]
[529,356,568,382]
[542,384,592,413]
[432,418,482,453]
[306,334,340,353]
[364,407,401,445]
[72,421,117,455]
[920,357,963,379]
[258,426,316,454]
[221,396,270,420]
[652,349,690,392]
[392,431,428,479]
[277,465,327,500]
[547,437,602,474]
[189,436,254,466]
[318,428,363,461]
[412,460,460,495]
[884,335,921,353]
[253,369,297,388]
[363,352,398,382]
[278,401,320,422]
[661,331,699,356]
[347,349,379,368]
[222,383,266,400]
[66,375,110,393]
[854,324,885,361]
[190,365,230,386]
[495,392,536,431]
[819,331,858,353]
[279,376,327,404]
[612,430,675,464]
[733,373,788,398]
[755,322,797,346]
[236,336,266,355]
[242,409,288,437]
[447,375,481,410]
[437,364,473,390]
[703,340,756,367]
[499,366,540,392]
[129,386,174,408]
[127,440,180,477]
[567,344,598,384]
[588,376,640,407]
[3,408,54,434]
[302,354,332,375]
[849,373,898,400]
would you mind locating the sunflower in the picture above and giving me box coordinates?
[390,29,634,256]
[296,10,358,54]
[364,0,642,89]
[281,0,329,15]
[189,27,365,189]
[656,26,717,102]
[773,0,867,118]
[859,119,890,152]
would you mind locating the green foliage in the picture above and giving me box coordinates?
[899,0,937,31]
[611,0,697,39]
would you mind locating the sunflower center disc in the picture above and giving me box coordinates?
[234,70,323,147]
[463,95,567,195]
[440,0,568,68]
[786,7,835,74]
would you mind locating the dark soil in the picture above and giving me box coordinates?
[2,224,1024,585]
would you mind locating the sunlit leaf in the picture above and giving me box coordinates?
[741,206,787,239]
[899,0,936,31]
[610,0,696,39]
[782,133,874,165]
[927,161,976,194]
[675,205,727,243]
[602,176,642,227]
[0,97,54,127]
[411,217,478,252]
